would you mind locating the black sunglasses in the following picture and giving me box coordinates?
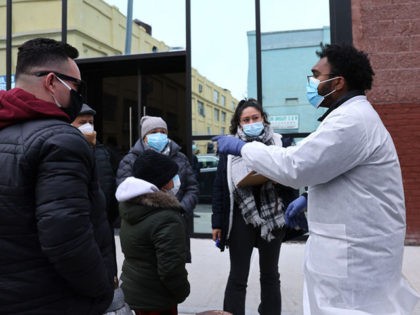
[33,71,86,94]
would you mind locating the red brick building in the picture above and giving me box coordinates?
[352,0,420,244]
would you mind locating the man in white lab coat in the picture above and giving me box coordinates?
[214,44,419,314]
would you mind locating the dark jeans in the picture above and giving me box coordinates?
[223,208,285,315]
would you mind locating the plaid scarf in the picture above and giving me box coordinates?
[232,125,285,241]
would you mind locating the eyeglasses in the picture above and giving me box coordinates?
[33,71,85,94]
[307,73,334,84]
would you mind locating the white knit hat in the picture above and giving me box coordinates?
[140,115,168,138]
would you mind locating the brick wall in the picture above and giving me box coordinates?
[352,0,420,244]
[374,104,420,244]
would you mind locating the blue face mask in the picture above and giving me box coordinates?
[242,121,264,137]
[306,76,337,108]
[170,174,181,195]
[146,133,168,152]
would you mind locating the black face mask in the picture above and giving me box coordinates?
[51,74,85,122]
[61,89,84,121]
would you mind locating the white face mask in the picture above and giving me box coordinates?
[171,174,181,195]
[78,123,94,134]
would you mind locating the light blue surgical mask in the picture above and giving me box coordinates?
[146,133,168,152]
[242,121,264,137]
[171,174,181,195]
[306,76,337,108]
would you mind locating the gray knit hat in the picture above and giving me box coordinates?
[78,103,96,116]
[140,115,167,138]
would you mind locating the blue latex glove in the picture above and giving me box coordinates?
[212,135,245,156]
[285,195,308,230]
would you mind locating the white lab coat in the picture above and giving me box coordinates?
[241,95,420,314]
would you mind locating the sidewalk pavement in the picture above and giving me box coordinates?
[115,237,420,315]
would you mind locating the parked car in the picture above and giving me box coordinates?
[197,154,219,203]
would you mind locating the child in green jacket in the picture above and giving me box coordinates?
[116,150,190,315]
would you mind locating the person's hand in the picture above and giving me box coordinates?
[285,195,307,230]
[83,131,97,146]
[212,229,221,242]
[212,229,222,248]
[293,212,308,231]
[212,135,245,156]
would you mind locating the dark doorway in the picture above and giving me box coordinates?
[76,51,189,158]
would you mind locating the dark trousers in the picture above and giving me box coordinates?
[223,208,285,315]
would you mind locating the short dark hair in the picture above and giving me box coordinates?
[317,43,375,91]
[229,98,269,135]
[15,38,79,80]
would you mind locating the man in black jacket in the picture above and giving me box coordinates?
[0,38,114,314]
[72,103,119,228]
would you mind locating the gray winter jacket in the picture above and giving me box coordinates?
[116,139,199,217]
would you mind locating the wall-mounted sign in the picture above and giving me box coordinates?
[269,115,299,129]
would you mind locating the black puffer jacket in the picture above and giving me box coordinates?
[116,139,199,262]
[0,88,114,314]
[96,142,118,226]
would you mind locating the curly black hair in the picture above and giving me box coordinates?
[16,38,79,79]
[229,98,270,135]
[317,43,375,91]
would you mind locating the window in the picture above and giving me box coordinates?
[102,93,117,121]
[207,126,211,135]
[285,97,299,105]
[221,127,226,134]
[213,90,219,103]
[231,101,236,110]
[197,155,219,169]
[198,100,205,117]
[221,95,226,106]
[214,108,220,121]
[198,83,203,93]
[221,111,226,122]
